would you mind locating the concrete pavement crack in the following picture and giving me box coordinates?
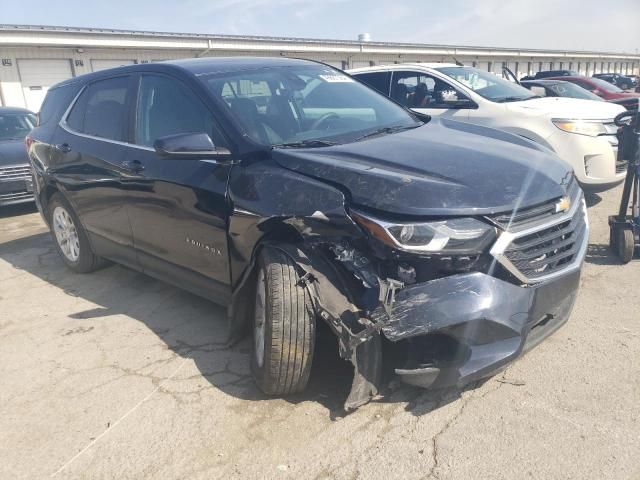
[423,367,514,480]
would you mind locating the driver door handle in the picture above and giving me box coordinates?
[121,159,145,173]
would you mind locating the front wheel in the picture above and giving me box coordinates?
[48,193,107,273]
[251,247,315,395]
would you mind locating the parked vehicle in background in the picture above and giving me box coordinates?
[0,107,36,207]
[520,79,604,102]
[350,64,628,191]
[521,79,639,112]
[28,57,588,410]
[608,97,640,112]
[550,76,640,102]
[520,70,579,81]
[593,73,637,91]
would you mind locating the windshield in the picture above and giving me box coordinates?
[0,113,36,141]
[202,65,421,147]
[548,82,603,101]
[590,77,623,93]
[435,66,537,103]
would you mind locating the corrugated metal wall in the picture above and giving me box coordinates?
[1,44,638,109]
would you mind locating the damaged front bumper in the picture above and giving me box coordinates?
[264,243,581,411]
[371,269,581,390]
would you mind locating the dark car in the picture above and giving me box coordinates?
[0,107,37,206]
[593,73,637,91]
[548,76,640,103]
[520,69,578,81]
[520,79,604,101]
[28,57,587,410]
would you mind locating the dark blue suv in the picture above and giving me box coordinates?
[28,57,587,410]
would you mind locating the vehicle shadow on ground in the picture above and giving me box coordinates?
[584,192,602,208]
[0,231,462,419]
[585,243,624,266]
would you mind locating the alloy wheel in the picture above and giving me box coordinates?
[52,206,80,262]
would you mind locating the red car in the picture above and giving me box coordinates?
[548,75,640,101]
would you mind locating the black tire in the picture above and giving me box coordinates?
[48,193,107,273]
[618,228,635,264]
[251,247,315,395]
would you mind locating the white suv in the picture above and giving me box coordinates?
[349,64,627,191]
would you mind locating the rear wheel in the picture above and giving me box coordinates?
[48,193,107,273]
[251,247,315,395]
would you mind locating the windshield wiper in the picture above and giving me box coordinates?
[495,96,539,103]
[354,124,420,142]
[272,139,338,149]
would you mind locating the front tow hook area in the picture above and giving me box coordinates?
[374,270,580,391]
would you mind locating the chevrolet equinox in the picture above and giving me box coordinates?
[28,58,588,409]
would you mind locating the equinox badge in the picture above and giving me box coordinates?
[186,236,222,256]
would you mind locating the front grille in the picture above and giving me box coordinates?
[503,204,587,280]
[490,178,580,232]
[0,165,31,181]
[602,121,619,135]
[0,191,32,201]
[490,180,588,284]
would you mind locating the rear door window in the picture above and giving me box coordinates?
[66,76,130,142]
[354,72,391,95]
[38,84,79,126]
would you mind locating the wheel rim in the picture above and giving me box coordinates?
[52,206,80,262]
[254,268,266,368]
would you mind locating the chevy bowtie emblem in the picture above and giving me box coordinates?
[555,196,571,213]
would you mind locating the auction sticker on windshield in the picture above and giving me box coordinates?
[319,74,354,83]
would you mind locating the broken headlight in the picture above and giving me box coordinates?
[352,212,496,254]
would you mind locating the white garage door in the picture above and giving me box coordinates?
[91,59,135,72]
[18,59,74,111]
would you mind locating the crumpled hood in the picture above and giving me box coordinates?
[506,96,625,119]
[0,139,29,167]
[272,118,573,216]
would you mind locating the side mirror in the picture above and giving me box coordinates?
[153,132,231,159]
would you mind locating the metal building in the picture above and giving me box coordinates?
[0,24,638,111]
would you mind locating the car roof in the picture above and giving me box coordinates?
[348,62,459,73]
[164,56,321,75]
[0,106,35,114]
[50,56,328,90]
[521,79,567,85]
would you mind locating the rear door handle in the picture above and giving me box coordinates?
[120,159,145,173]
[54,143,71,153]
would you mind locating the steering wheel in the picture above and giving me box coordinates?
[310,113,340,130]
